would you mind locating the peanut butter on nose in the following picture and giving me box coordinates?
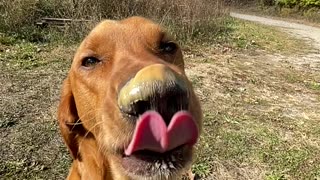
[118,64,185,107]
[132,64,175,83]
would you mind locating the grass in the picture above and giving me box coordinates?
[0,33,73,178]
[1,16,320,179]
[186,22,320,178]
[307,81,320,91]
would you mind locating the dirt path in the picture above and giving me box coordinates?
[230,12,320,50]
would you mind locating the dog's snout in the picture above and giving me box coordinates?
[118,64,189,124]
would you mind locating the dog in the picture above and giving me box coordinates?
[57,16,202,180]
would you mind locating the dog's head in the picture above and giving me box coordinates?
[58,17,202,179]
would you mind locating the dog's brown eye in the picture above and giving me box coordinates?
[82,57,100,68]
[159,42,177,54]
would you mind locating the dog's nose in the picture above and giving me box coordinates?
[118,64,189,124]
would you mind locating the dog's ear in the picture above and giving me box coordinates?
[57,77,80,159]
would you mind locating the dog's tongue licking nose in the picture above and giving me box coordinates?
[125,111,198,156]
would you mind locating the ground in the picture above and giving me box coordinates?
[0,14,320,179]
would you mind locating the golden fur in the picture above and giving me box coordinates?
[57,17,202,180]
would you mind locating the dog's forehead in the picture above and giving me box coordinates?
[74,17,176,64]
[84,17,171,46]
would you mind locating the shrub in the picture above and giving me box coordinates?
[300,0,320,7]
[274,0,320,8]
[275,0,300,8]
[261,0,275,6]
[228,0,320,8]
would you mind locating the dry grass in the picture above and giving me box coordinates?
[186,50,320,179]
[0,35,76,178]
[0,0,226,44]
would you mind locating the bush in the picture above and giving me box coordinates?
[300,0,320,7]
[261,0,275,6]
[275,0,320,8]
[275,0,299,8]
[227,0,320,8]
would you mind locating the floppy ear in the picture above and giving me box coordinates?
[57,77,81,160]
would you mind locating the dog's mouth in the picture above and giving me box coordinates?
[117,64,199,177]
[121,144,192,177]
[119,94,198,176]
[120,110,198,177]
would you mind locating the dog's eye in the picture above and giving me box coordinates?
[82,57,100,68]
[159,42,177,54]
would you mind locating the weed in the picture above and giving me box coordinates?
[306,81,320,90]
[265,172,287,180]
[0,34,17,46]
[192,162,211,178]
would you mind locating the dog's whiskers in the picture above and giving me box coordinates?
[66,107,104,131]
[77,120,104,156]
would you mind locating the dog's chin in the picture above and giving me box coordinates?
[119,145,193,179]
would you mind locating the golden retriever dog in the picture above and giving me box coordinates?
[57,16,202,180]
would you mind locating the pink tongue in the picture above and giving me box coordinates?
[125,111,198,156]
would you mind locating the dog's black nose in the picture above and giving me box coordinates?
[118,64,189,124]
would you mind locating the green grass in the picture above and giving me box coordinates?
[307,81,320,91]
[0,33,74,70]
